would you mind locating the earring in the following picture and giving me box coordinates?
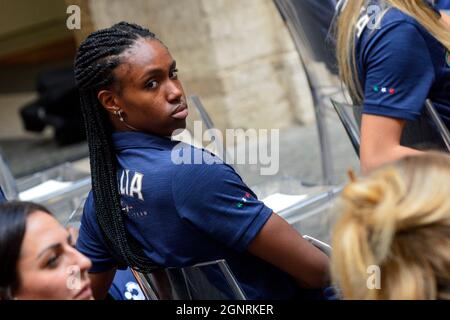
[117,109,125,122]
[113,108,125,122]
[113,107,139,131]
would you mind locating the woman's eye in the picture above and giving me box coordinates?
[170,69,178,79]
[146,80,159,89]
[46,255,61,269]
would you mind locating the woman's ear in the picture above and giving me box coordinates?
[97,90,119,114]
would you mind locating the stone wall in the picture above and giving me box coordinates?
[76,0,315,132]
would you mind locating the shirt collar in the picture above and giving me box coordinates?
[112,131,178,151]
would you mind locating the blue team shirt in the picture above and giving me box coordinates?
[108,268,146,300]
[0,188,5,202]
[436,0,450,11]
[77,131,301,300]
[356,1,450,128]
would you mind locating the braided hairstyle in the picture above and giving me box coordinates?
[74,22,159,272]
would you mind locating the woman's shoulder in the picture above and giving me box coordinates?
[381,8,425,31]
[359,6,435,53]
[171,144,240,180]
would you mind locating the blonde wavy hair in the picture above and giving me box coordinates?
[331,152,450,299]
[336,0,450,104]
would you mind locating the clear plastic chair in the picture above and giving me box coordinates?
[0,147,91,224]
[424,100,450,151]
[273,0,342,185]
[130,259,247,300]
[303,235,332,257]
[130,236,332,301]
[329,100,361,156]
[0,149,19,200]
[331,98,450,156]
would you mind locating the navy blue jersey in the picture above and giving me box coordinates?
[0,188,5,202]
[436,0,450,11]
[356,0,450,128]
[108,268,146,300]
[77,131,301,299]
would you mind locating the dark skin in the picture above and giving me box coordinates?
[90,38,330,299]
[97,38,188,136]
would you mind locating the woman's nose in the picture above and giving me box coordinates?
[166,80,183,103]
[69,246,92,273]
[78,252,92,272]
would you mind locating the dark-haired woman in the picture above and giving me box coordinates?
[0,201,93,300]
[74,22,329,300]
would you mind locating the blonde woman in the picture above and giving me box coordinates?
[331,152,450,299]
[335,0,450,173]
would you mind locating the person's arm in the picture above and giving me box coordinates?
[76,193,121,300]
[441,11,450,29]
[357,22,436,174]
[248,213,329,288]
[360,114,423,174]
[173,161,330,289]
[89,268,117,300]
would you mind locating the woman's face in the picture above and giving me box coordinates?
[13,211,93,300]
[104,38,188,136]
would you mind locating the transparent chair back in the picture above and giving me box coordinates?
[332,98,450,156]
[303,235,332,257]
[0,145,90,224]
[330,99,361,156]
[131,259,247,300]
[273,0,343,185]
[16,163,91,225]
[424,100,450,151]
[0,148,19,200]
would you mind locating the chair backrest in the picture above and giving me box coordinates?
[188,95,244,176]
[131,259,247,300]
[0,151,90,224]
[330,100,360,156]
[331,98,450,156]
[424,100,450,151]
[273,0,340,185]
[0,149,19,200]
[273,0,338,75]
[303,235,332,257]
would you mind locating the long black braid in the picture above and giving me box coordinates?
[74,22,159,272]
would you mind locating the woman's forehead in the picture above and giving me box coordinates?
[22,212,66,255]
[119,38,173,76]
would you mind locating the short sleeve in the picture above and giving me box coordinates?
[76,192,118,273]
[172,160,273,252]
[361,22,435,121]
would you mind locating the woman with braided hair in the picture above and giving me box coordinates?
[331,152,450,299]
[74,22,329,300]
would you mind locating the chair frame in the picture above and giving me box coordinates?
[331,98,450,156]
[130,259,247,300]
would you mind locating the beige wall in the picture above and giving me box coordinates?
[78,0,315,132]
[0,0,70,57]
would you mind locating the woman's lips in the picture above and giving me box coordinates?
[171,103,188,120]
[73,283,93,300]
